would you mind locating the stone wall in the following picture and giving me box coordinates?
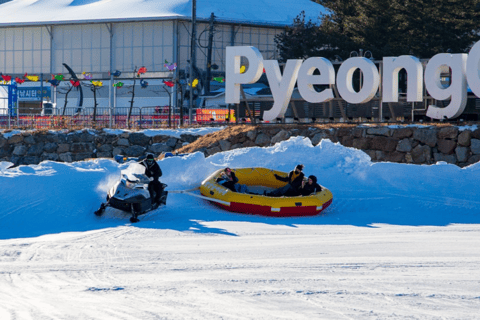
[1,125,480,167]
[0,130,199,166]
[179,125,480,167]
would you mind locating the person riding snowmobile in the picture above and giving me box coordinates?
[140,154,164,207]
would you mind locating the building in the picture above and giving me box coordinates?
[0,0,325,117]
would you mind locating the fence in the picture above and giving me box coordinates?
[0,106,195,130]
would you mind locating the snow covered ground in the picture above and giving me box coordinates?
[1,136,479,319]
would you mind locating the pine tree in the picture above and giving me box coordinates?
[276,0,480,60]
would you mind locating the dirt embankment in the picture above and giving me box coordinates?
[175,123,367,154]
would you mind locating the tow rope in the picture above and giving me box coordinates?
[169,187,230,206]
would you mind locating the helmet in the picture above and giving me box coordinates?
[146,154,155,165]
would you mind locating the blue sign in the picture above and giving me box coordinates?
[7,81,17,116]
[17,87,51,101]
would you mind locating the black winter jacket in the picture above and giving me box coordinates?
[140,159,162,181]
[274,170,305,190]
[216,172,238,192]
[300,182,322,196]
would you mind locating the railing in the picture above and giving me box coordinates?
[0,106,193,130]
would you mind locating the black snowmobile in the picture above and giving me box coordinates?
[94,162,168,223]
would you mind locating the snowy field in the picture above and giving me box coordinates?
[1,136,479,319]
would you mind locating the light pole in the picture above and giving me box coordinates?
[189,0,197,125]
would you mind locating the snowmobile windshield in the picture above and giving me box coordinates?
[122,163,147,181]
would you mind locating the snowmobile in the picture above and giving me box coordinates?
[94,162,168,223]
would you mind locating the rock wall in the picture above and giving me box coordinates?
[0,130,199,166]
[177,125,480,167]
[1,125,480,167]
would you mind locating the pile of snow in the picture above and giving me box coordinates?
[1,135,479,237]
[1,136,479,318]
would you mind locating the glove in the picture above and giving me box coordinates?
[274,173,280,179]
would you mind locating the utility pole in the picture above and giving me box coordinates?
[205,12,215,96]
[189,0,197,125]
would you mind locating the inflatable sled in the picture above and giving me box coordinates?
[199,167,333,217]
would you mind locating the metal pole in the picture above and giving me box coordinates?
[108,23,114,128]
[113,85,117,127]
[205,12,215,96]
[189,0,197,125]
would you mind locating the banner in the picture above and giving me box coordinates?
[196,109,235,123]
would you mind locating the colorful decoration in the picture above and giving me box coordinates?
[112,70,122,77]
[24,73,39,81]
[137,67,147,77]
[188,78,199,88]
[82,72,92,80]
[70,79,80,87]
[54,74,64,81]
[113,82,124,88]
[15,77,25,84]
[240,65,246,73]
[1,75,12,82]
[163,80,175,88]
[164,60,177,71]
[48,79,61,87]
[91,80,103,87]
[213,77,225,83]
[140,79,148,88]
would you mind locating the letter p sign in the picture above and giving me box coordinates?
[225,46,264,104]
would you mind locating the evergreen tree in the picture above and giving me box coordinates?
[276,0,480,60]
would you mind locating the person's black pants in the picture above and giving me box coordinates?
[148,180,163,203]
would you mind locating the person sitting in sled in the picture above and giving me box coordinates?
[266,164,305,197]
[140,154,164,207]
[216,167,249,193]
[300,175,322,196]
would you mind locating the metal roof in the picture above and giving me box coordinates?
[0,0,325,27]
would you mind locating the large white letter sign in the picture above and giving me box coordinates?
[425,53,468,119]
[297,57,335,103]
[225,46,264,104]
[466,41,480,97]
[263,59,303,121]
[383,56,423,102]
[336,57,380,104]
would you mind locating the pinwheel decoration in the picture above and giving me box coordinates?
[213,77,225,83]
[15,77,25,84]
[54,74,64,81]
[137,67,147,77]
[1,75,12,82]
[112,70,122,77]
[140,79,148,88]
[24,73,39,81]
[163,80,175,88]
[164,60,177,71]
[70,79,80,87]
[113,82,124,88]
[48,79,61,87]
[188,78,199,88]
[82,72,92,80]
[91,80,103,87]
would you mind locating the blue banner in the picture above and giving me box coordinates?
[17,87,50,102]
[7,82,17,116]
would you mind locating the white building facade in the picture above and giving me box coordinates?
[0,0,324,116]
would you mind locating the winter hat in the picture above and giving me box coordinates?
[296,164,304,171]
[308,175,317,184]
[146,153,155,160]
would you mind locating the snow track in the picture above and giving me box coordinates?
[1,225,479,319]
